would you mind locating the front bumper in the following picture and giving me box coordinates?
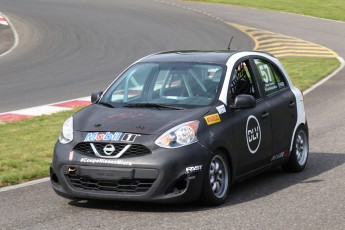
[50,140,210,203]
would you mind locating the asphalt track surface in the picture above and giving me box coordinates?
[0,0,345,229]
[0,0,251,113]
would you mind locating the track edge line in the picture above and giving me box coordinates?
[304,56,345,95]
[0,177,50,193]
[0,12,19,58]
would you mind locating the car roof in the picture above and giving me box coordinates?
[139,50,239,64]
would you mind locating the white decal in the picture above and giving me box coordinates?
[80,157,132,166]
[278,82,285,88]
[259,64,273,83]
[246,115,261,154]
[271,152,284,161]
[121,133,140,142]
[271,150,289,161]
[186,165,203,173]
[216,105,226,114]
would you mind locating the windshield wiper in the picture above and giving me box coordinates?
[123,103,184,110]
[98,102,116,108]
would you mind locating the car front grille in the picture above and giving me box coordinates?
[73,142,151,158]
[67,174,155,193]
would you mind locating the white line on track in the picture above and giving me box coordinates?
[0,177,50,193]
[304,56,345,95]
[0,12,19,58]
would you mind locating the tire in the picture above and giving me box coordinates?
[282,126,309,172]
[200,150,230,206]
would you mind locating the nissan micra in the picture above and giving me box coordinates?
[50,51,308,206]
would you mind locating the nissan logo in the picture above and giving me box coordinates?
[103,144,116,155]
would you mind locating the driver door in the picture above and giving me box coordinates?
[227,59,273,175]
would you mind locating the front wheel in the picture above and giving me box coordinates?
[282,126,309,172]
[200,150,230,206]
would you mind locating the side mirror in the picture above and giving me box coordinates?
[91,91,103,103]
[230,94,256,109]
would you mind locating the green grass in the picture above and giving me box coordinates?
[0,108,81,187]
[0,57,340,187]
[188,0,345,21]
[281,57,340,91]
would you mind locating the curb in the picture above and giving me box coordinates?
[0,97,91,123]
[0,12,9,25]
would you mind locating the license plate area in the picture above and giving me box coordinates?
[63,165,133,180]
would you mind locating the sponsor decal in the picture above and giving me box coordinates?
[271,150,289,161]
[246,115,261,154]
[121,133,139,142]
[204,113,221,125]
[278,82,286,89]
[80,157,133,166]
[216,105,226,114]
[84,132,140,142]
[69,151,74,161]
[186,165,203,173]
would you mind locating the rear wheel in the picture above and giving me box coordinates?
[282,126,309,172]
[200,150,230,206]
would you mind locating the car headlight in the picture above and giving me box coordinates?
[59,116,74,144]
[155,121,199,148]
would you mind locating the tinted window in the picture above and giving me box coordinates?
[254,59,287,95]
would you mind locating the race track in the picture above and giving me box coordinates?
[0,0,345,229]
[0,0,250,113]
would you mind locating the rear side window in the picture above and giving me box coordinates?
[254,59,287,95]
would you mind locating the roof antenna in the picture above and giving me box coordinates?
[227,36,234,50]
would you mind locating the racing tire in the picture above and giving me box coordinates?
[200,150,230,206]
[282,126,309,172]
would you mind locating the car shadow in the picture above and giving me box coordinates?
[68,152,345,212]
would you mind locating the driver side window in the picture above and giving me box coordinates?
[230,60,257,99]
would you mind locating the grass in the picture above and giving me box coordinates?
[188,0,345,22]
[280,57,340,91]
[0,57,340,187]
[0,108,80,187]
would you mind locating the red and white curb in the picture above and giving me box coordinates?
[0,12,9,26]
[0,97,91,123]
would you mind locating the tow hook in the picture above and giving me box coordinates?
[68,167,77,174]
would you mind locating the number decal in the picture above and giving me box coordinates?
[259,64,273,83]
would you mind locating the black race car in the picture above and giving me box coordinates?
[50,51,308,205]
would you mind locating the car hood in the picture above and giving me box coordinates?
[73,104,210,135]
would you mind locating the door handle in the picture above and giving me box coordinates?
[261,112,270,119]
[289,101,296,108]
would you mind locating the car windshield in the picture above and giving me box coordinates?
[100,62,225,108]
